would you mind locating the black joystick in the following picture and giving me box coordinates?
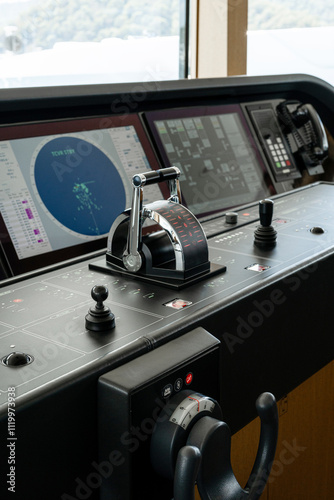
[85,285,115,332]
[254,199,277,248]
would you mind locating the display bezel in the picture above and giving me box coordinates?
[144,104,275,218]
[0,114,161,278]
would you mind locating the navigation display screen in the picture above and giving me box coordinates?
[145,105,274,217]
[0,115,161,276]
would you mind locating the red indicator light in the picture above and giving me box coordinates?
[13,299,23,303]
[242,212,250,216]
[185,372,193,385]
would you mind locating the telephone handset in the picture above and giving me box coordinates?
[247,102,301,183]
[247,100,328,182]
[276,100,328,175]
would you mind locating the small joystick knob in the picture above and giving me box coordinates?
[85,285,115,332]
[259,199,274,227]
[91,285,109,309]
[254,199,277,249]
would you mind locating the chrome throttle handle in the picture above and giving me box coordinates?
[123,166,180,272]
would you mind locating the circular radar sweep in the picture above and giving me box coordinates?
[33,136,126,236]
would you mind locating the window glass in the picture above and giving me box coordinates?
[247,0,334,86]
[0,0,184,88]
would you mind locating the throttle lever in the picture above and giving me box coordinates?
[174,392,278,500]
[124,166,181,272]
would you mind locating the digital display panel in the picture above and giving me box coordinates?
[145,105,274,217]
[0,115,162,276]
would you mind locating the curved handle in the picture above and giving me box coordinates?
[301,104,328,157]
[174,392,278,500]
[245,392,278,497]
[173,446,202,500]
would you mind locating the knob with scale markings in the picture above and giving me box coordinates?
[150,390,222,480]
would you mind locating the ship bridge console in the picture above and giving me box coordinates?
[0,74,333,499]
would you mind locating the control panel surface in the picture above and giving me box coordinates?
[1,182,334,413]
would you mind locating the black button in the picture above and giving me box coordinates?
[310,226,325,234]
[2,352,33,367]
[174,378,183,392]
[162,384,173,399]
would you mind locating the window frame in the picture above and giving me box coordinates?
[189,0,247,78]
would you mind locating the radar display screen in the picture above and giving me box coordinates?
[145,105,274,217]
[0,115,161,277]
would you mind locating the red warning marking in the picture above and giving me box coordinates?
[188,395,199,410]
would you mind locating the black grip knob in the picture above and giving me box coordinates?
[132,167,180,187]
[158,166,180,182]
[91,285,109,309]
[259,199,274,227]
[85,285,115,332]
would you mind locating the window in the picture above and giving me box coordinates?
[247,0,334,86]
[2,1,333,89]
[0,0,187,88]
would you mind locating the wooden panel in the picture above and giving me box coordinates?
[231,411,268,499]
[227,0,248,76]
[230,361,333,499]
[191,0,248,78]
[269,361,334,499]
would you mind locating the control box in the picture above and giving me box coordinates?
[98,328,220,500]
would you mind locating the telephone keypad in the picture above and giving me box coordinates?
[246,103,301,182]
